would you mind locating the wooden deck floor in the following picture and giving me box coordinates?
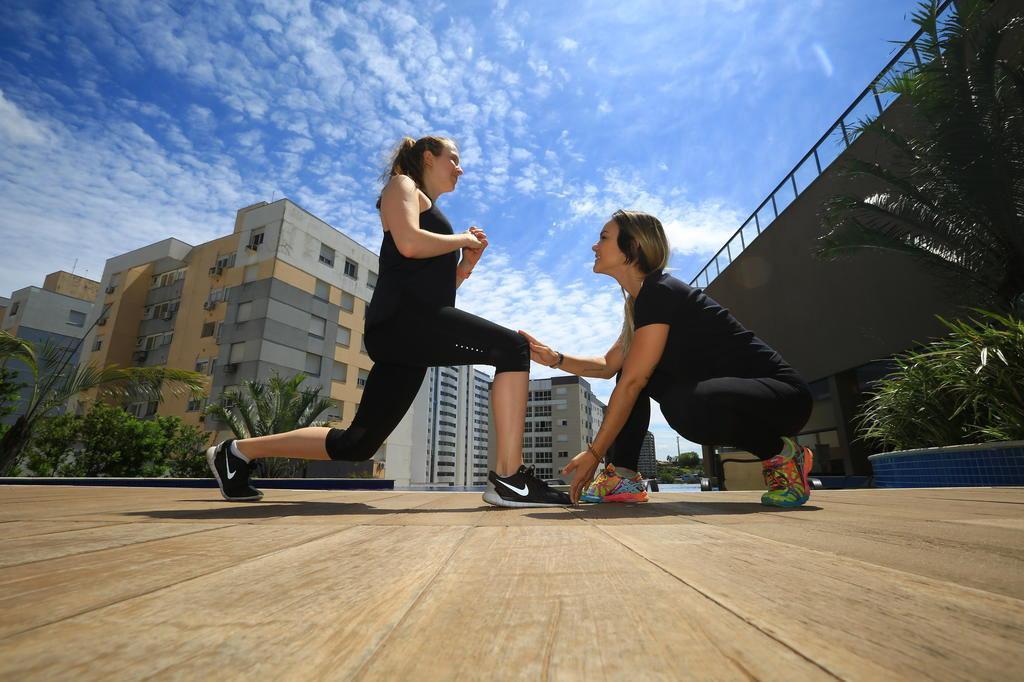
[0,485,1021,680]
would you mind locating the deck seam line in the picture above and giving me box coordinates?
[0,523,237,571]
[582,518,845,681]
[0,524,360,642]
[350,525,473,681]
[0,520,134,540]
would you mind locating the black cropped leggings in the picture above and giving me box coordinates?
[324,304,529,461]
[607,368,813,470]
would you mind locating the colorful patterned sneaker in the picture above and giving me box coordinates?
[581,464,649,503]
[760,438,813,508]
[580,464,622,503]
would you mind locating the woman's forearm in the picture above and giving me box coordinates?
[558,354,615,379]
[589,379,645,457]
[399,230,469,259]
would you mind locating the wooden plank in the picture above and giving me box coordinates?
[357,525,829,681]
[0,522,227,568]
[0,525,470,680]
[599,523,1024,681]
[0,524,343,639]
[0,520,124,541]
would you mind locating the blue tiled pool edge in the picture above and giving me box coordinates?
[869,441,1024,488]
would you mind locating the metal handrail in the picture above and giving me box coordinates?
[689,0,955,289]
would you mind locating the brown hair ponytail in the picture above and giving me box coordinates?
[376,135,456,208]
[612,209,670,354]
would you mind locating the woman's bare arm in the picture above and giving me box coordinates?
[379,175,478,258]
[518,332,625,379]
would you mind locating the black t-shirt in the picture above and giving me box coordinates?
[633,270,789,382]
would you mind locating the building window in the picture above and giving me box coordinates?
[340,291,354,312]
[315,279,330,301]
[309,315,326,339]
[236,301,252,323]
[367,271,378,289]
[186,398,204,412]
[535,451,553,463]
[357,368,369,388]
[560,419,568,426]
[535,467,553,480]
[305,353,322,377]
[344,258,358,279]
[68,310,86,327]
[337,325,351,347]
[10,302,20,315]
[195,359,208,374]
[243,264,259,283]
[248,231,265,249]
[229,342,245,364]
[360,335,368,354]
[201,322,215,338]
[558,451,569,458]
[144,400,159,417]
[92,338,103,352]
[319,244,335,267]
[333,361,348,383]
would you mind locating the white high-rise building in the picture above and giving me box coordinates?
[385,365,491,487]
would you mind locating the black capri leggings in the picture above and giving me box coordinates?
[606,368,812,470]
[324,304,529,461]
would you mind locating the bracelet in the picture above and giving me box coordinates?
[552,351,564,368]
[585,446,601,464]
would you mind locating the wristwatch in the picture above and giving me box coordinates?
[553,352,564,368]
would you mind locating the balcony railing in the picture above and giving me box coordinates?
[690,0,954,289]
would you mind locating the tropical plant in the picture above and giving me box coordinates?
[817,0,1024,315]
[0,328,207,474]
[24,403,212,477]
[856,310,1024,452]
[205,372,334,477]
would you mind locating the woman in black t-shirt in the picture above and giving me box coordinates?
[520,210,814,507]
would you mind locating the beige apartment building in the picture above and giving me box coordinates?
[76,199,381,471]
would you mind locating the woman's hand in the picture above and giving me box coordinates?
[518,330,558,367]
[563,449,601,505]
[459,227,487,273]
[461,227,485,251]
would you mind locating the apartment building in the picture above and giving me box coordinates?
[387,365,491,487]
[489,375,606,483]
[638,431,657,480]
[1,271,99,424]
[75,199,383,467]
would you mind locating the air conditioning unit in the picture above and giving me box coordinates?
[105,286,116,294]
[203,300,217,310]
[246,243,259,251]
[198,414,206,423]
[161,312,173,320]
[132,350,148,362]
[97,318,107,326]
[224,363,238,374]
[208,266,223,276]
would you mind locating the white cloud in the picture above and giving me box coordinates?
[568,169,743,257]
[0,90,51,145]
[557,37,578,52]
[812,43,834,78]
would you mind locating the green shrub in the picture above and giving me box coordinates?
[857,311,1024,452]
[25,403,213,477]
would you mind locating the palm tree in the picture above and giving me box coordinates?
[817,0,1024,314]
[204,372,334,478]
[0,329,208,474]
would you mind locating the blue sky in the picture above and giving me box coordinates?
[0,0,924,460]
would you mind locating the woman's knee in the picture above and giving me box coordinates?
[324,426,380,461]
[493,330,530,374]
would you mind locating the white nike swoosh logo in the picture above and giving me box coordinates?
[225,450,236,480]
[497,479,529,496]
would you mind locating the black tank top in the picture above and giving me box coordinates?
[365,203,458,329]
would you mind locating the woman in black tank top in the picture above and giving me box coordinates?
[205,136,570,508]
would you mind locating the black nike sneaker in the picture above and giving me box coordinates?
[206,439,263,502]
[486,465,572,508]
